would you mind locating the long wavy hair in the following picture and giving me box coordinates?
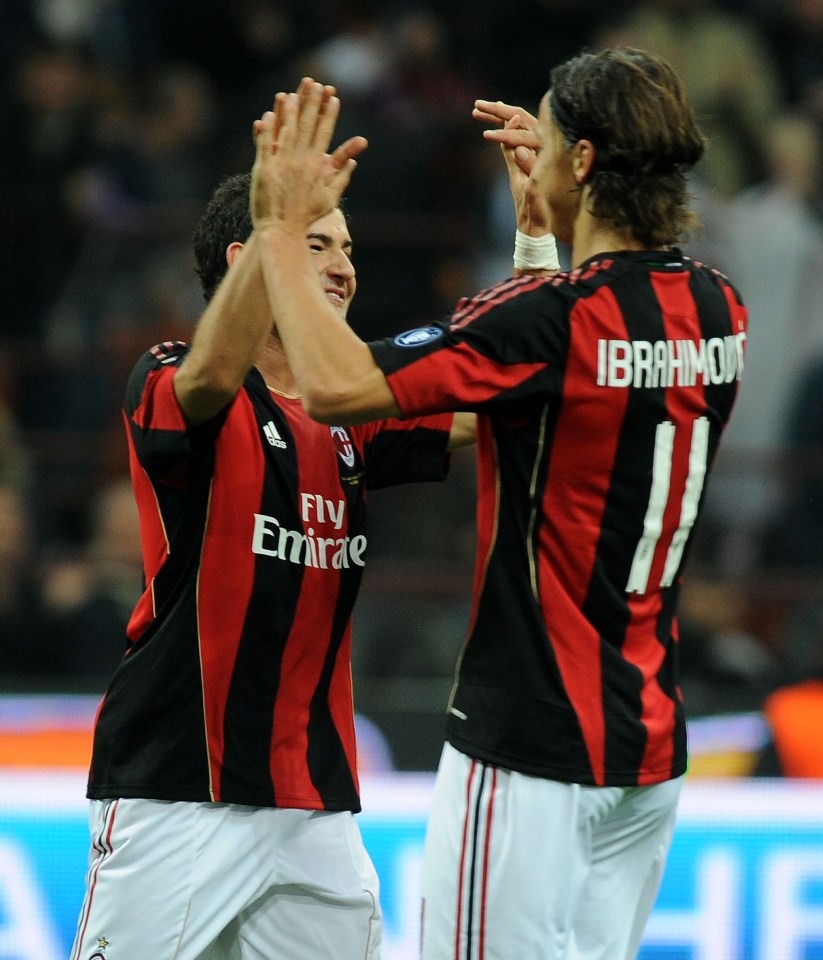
[549,48,707,247]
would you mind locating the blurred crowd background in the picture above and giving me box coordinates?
[1,0,823,771]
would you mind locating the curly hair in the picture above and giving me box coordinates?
[549,48,707,247]
[192,173,253,303]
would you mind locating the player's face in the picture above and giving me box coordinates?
[530,92,580,245]
[307,208,356,319]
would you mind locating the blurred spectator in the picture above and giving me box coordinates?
[0,35,98,344]
[0,483,59,684]
[692,112,823,572]
[41,476,143,689]
[596,0,785,197]
[764,351,823,573]
[461,0,621,107]
[761,0,823,140]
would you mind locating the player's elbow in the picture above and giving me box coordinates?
[174,364,240,425]
[300,386,354,424]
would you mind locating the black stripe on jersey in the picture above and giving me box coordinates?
[449,409,591,776]
[219,405,305,805]
[689,268,741,435]
[306,552,362,807]
[89,470,217,799]
[361,423,451,490]
[583,272,670,782]
[304,464,364,808]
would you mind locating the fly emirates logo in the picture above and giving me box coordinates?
[251,494,366,569]
[596,332,746,388]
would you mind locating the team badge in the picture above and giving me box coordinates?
[330,426,356,468]
[393,326,444,347]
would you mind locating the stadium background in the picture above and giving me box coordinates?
[1,0,823,956]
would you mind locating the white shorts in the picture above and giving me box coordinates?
[70,798,381,960]
[420,743,682,960]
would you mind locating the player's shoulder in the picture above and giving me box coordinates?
[683,253,743,291]
[145,340,191,366]
[124,340,190,401]
[128,339,190,377]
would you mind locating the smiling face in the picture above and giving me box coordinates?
[529,93,582,246]
[307,207,356,319]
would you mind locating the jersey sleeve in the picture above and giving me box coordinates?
[351,413,454,491]
[368,276,569,418]
[124,341,225,483]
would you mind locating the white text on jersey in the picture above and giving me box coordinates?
[596,333,746,388]
[300,494,344,529]
[252,513,367,568]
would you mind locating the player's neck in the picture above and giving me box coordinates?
[257,338,300,399]
[571,211,646,267]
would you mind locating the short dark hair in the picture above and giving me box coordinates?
[549,48,706,247]
[192,172,253,302]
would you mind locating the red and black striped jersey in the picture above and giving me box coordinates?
[87,342,453,811]
[369,250,747,787]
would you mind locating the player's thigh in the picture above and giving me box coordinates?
[571,776,683,960]
[421,743,593,960]
[236,810,381,960]
[71,798,223,960]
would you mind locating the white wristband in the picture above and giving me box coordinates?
[513,230,560,271]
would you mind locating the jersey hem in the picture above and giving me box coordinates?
[86,784,362,813]
[445,734,687,787]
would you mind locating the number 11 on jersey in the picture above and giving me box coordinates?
[626,417,710,594]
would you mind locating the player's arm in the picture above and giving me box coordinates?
[253,83,397,425]
[448,413,476,450]
[173,233,272,426]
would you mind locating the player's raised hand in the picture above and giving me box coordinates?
[251,79,368,232]
[472,99,549,235]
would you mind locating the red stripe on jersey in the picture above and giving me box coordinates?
[124,415,167,643]
[451,275,544,328]
[622,591,672,782]
[387,342,545,413]
[537,287,631,784]
[624,269,709,779]
[129,367,187,431]
[196,395,264,801]
[269,403,355,807]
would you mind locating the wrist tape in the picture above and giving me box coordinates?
[513,230,560,271]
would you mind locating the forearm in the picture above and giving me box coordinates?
[174,234,271,425]
[258,225,398,423]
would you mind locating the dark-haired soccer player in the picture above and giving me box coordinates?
[69,158,475,959]
[247,47,747,959]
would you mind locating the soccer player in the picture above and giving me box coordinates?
[247,47,748,959]
[69,153,476,957]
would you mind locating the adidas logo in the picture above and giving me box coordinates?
[263,421,287,449]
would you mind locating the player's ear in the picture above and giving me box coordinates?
[226,241,245,268]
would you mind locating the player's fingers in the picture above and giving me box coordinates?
[328,136,369,171]
[271,91,289,145]
[328,157,360,200]
[483,127,540,149]
[313,94,341,153]
[514,145,535,174]
[254,110,275,159]
[296,81,324,146]
[473,99,515,122]
[276,91,301,149]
